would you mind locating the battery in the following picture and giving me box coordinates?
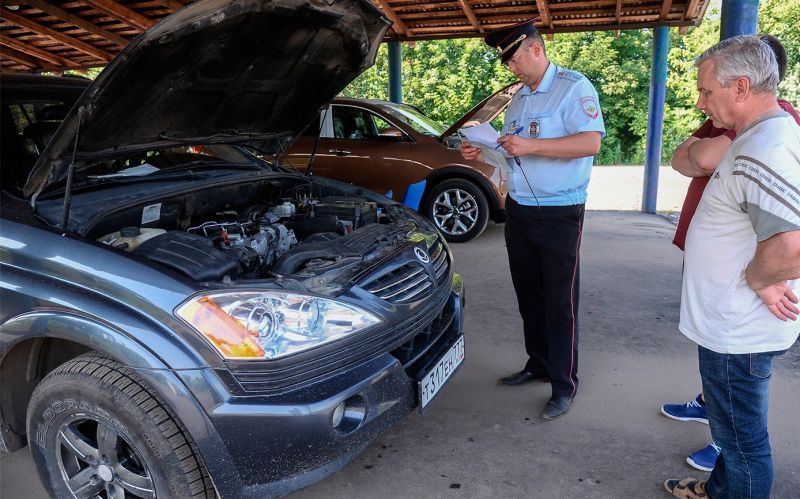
[314,197,378,228]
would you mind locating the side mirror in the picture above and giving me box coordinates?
[379,127,403,138]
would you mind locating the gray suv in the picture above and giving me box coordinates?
[0,1,465,497]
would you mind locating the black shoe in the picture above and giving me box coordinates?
[541,395,573,420]
[499,370,549,386]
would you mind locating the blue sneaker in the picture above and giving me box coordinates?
[661,394,708,424]
[687,442,721,472]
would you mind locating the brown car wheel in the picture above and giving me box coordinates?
[26,353,216,499]
[425,178,489,243]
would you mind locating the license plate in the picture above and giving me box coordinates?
[419,335,465,410]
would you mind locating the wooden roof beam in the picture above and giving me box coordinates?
[82,0,156,31]
[660,0,674,20]
[154,0,187,11]
[684,0,701,20]
[553,14,678,25]
[402,18,696,39]
[456,0,483,34]
[615,0,622,24]
[535,0,552,29]
[371,0,411,36]
[6,0,131,47]
[0,46,59,71]
[548,0,617,10]
[1,10,113,62]
[0,33,80,68]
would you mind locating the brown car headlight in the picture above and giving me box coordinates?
[177,292,381,360]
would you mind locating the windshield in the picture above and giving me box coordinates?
[379,103,447,137]
[1,83,269,197]
[1,88,85,194]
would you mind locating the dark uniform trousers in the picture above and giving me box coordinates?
[504,196,584,398]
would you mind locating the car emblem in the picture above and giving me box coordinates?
[414,247,430,264]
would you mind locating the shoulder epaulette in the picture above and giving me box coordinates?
[556,70,582,83]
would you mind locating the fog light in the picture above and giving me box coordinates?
[332,395,366,435]
[332,402,345,428]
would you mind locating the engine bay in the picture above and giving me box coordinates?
[79,176,424,287]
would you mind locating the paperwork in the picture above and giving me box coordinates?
[460,122,501,149]
[459,123,512,172]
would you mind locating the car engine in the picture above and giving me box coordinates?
[95,196,398,285]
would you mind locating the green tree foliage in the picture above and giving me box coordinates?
[342,38,515,125]
[342,0,798,164]
[758,0,800,104]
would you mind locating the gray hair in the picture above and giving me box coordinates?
[694,35,779,94]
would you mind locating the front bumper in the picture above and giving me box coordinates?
[175,276,465,498]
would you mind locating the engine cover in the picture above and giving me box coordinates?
[135,231,239,281]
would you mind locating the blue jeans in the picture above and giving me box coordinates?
[698,346,785,499]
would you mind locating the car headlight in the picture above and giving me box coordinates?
[176,291,382,360]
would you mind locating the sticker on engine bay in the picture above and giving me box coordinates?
[141,203,162,225]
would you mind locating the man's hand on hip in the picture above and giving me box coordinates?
[752,282,799,321]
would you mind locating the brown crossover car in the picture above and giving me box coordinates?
[284,83,521,242]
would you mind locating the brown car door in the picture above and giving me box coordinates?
[314,105,414,199]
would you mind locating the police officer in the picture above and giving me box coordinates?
[461,19,605,419]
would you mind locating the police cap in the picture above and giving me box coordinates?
[484,18,541,63]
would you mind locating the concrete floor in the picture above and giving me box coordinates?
[290,215,800,499]
[2,170,799,498]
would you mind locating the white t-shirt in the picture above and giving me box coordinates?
[680,112,800,354]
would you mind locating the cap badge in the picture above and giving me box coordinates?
[498,34,527,56]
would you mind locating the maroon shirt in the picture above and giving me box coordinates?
[672,100,800,251]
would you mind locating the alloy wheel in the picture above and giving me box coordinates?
[56,415,155,499]
[432,188,479,236]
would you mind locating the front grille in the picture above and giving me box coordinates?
[428,240,449,285]
[391,291,458,374]
[365,263,433,303]
[364,238,450,304]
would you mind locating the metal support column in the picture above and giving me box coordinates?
[388,41,402,103]
[720,0,759,40]
[642,26,669,213]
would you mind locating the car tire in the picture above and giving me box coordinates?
[26,353,215,499]
[424,178,490,243]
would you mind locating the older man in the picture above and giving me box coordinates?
[661,34,800,474]
[664,35,800,499]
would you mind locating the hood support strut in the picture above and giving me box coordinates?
[305,106,329,179]
[60,107,84,231]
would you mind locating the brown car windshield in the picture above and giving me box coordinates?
[2,91,85,194]
[378,103,447,137]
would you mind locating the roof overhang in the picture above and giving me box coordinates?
[1,0,712,73]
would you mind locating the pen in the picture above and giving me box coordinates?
[495,126,525,149]
[509,126,524,166]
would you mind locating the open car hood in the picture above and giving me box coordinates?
[439,82,523,139]
[25,0,390,198]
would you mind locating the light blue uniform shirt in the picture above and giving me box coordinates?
[503,62,605,206]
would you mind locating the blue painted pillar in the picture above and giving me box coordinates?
[642,26,669,213]
[388,41,402,103]
[720,0,759,40]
